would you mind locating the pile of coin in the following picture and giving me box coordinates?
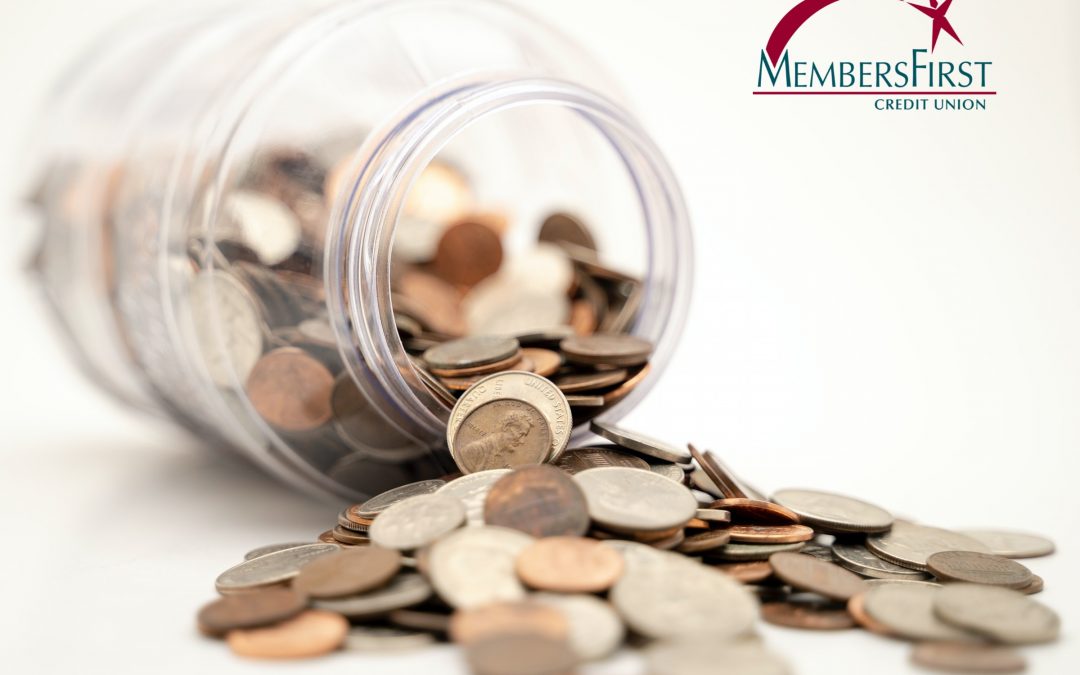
[197,411,1060,674]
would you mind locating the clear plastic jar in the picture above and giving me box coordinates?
[27,0,693,500]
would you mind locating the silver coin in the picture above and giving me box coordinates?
[186,271,264,388]
[771,488,893,534]
[215,543,340,592]
[368,494,465,551]
[436,469,511,526]
[423,335,520,371]
[314,573,433,619]
[650,463,686,483]
[831,541,930,580]
[427,526,534,609]
[531,593,625,661]
[573,467,697,533]
[645,640,791,675]
[862,582,980,642]
[224,190,301,265]
[706,541,806,562]
[343,626,436,652]
[242,542,311,561]
[866,521,990,571]
[957,529,1056,559]
[589,420,691,463]
[934,583,1060,645]
[798,541,837,563]
[464,283,570,336]
[357,479,447,518]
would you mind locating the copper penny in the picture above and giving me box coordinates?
[601,363,651,405]
[713,560,774,584]
[292,547,401,598]
[911,642,1027,673]
[465,633,578,675]
[709,498,800,525]
[516,537,624,593]
[552,368,628,394]
[454,400,553,473]
[395,270,466,336]
[483,465,590,537]
[770,551,867,601]
[926,551,1034,589]
[688,444,746,499]
[676,529,733,554]
[331,526,369,546]
[727,524,815,544]
[246,348,334,431]
[519,348,562,377]
[553,445,650,474]
[197,587,307,636]
[539,212,597,252]
[762,601,857,631]
[317,529,336,544]
[559,333,653,367]
[847,592,894,636]
[226,609,349,659]
[449,601,569,645]
[433,220,503,287]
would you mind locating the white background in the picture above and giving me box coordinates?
[1,0,1077,673]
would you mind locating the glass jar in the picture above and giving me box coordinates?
[26,0,693,500]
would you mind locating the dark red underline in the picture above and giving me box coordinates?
[753,91,997,96]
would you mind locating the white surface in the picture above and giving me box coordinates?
[1,0,1078,673]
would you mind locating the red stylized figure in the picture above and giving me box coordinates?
[907,0,963,52]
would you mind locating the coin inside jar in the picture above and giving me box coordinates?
[423,336,520,372]
[560,333,653,367]
[246,347,335,432]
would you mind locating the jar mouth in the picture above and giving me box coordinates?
[326,76,694,449]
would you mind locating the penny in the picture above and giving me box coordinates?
[519,348,562,377]
[246,347,334,431]
[709,498,800,525]
[676,529,732,554]
[433,220,503,287]
[215,544,341,593]
[516,537,624,592]
[368,494,465,551]
[539,212,597,252]
[395,270,466,336]
[243,543,310,561]
[926,551,1033,589]
[530,593,624,661]
[762,600,857,631]
[600,363,651,406]
[292,547,401,598]
[713,560,774,583]
[437,469,512,526]
[934,583,1060,645]
[316,530,336,544]
[589,420,690,463]
[453,399,553,473]
[561,333,653,367]
[831,540,931,581]
[424,336,520,371]
[687,444,748,499]
[862,582,979,642]
[482,465,590,537]
[573,466,697,533]
[226,609,348,659]
[464,634,578,675]
[911,642,1027,673]
[553,445,650,474]
[553,368,628,393]
[769,552,867,601]
[343,626,436,652]
[957,530,1056,559]
[866,521,991,571]
[728,524,815,544]
[313,573,432,619]
[428,526,535,609]
[644,640,791,675]
[449,600,569,645]
[197,587,307,636]
[695,508,732,524]
[707,541,806,562]
[770,488,893,534]
[331,526,368,546]
[349,479,447,520]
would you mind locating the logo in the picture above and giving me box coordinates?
[755,0,995,111]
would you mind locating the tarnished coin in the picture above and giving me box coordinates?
[926,551,1033,589]
[553,445,650,474]
[452,399,553,473]
[313,573,432,619]
[934,583,1060,645]
[728,524,815,544]
[464,634,578,675]
[368,494,465,551]
[573,467,697,533]
[911,641,1027,673]
[762,600,857,631]
[539,212,597,252]
[449,600,569,645]
[589,420,691,463]
[343,626,436,652]
[645,640,792,675]
[437,469,511,526]
[866,521,991,571]
[428,526,535,609]
[246,347,334,432]
[957,530,1056,559]
[292,547,401,598]
[553,368,628,393]
[349,479,446,520]
[423,336,520,371]
[516,537,624,592]
[531,593,624,661]
[769,552,867,601]
[226,609,348,659]
[243,543,310,561]
[771,488,893,534]
[518,348,562,377]
[215,543,340,593]
[707,541,806,562]
[483,465,589,538]
[709,498,800,525]
[862,582,979,642]
[831,541,930,581]
[197,587,307,636]
[561,333,653,367]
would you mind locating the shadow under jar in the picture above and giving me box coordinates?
[27,0,693,500]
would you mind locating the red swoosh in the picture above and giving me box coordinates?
[766,0,843,65]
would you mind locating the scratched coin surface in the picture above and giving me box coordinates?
[452,399,553,473]
[368,494,465,550]
[589,420,691,463]
[437,469,511,526]
[428,526,535,609]
[573,467,697,533]
[516,537,624,593]
[483,465,589,537]
[350,479,446,520]
[770,488,894,534]
[867,521,990,571]
[926,551,1033,589]
[215,543,341,592]
[769,552,867,601]
[934,583,1060,645]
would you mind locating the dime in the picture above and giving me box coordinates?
[926,551,1033,589]
[727,524,815,544]
[433,220,503,287]
[650,463,686,483]
[437,469,511,526]
[292,547,401,598]
[368,494,465,551]
[428,526,534,609]
[911,642,1027,673]
[464,634,578,675]
[515,537,624,592]
[770,488,893,534]
[561,333,653,367]
[452,399,553,473]
[769,552,867,601]
[423,336,520,371]
[934,583,1060,645]
[313,573,432,619]
[197,588,307,636]
[449,601,569,645]
[539,212,597,252]
[713,560,774,583]
[956,529,1056,559]
[709,498,800,525]
[518,348,561,377]
[676,529,732,554]
[573,467,697,533]
[349,479,446,520]
[553,368,628,393]
[343,626,436,652]
[483,465,589,537]
[707,541,806,562]
[762,600,857,631]
[589,420,691,462]
[866,521,990,571]
[246,347,334,431]
[644,638,791,675]
[243,543,310,561]
[226,609,348,659]
[861,582,979,642]
[553,445,650,474]
[531,593,624,661]
[215,544,340,593]
[831,541,930,581]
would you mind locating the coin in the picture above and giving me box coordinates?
[1019,574,1044,595]
[246,347,334,431]
[186,271,264,387]
[866,521,991,571]
[676,529,732,554]
[644,640,792,675]
[926,551,1033,589]
[769,552,867,601]
[728,524,815,544]
[197,588,307,636]
[452,399,553,473]
[428,526,535,609]
[519,348,561,377]
[331,526,368,545]
[515,537,624,592]
[539,212,597,252]
[424,336,520,371]
[482,466,588,538]
[589,420,690,463]
[686,444,750,499]
[650,463,685,484]
[910,641,1027,673]
[573,466,697,533]
[337,510,369,532]
[762,600,857,630]
[770,488,893,534]
[831,541,930,580]
[956,530,1056,559]
[349,479,446,520]
[464,634,578,675]
[224,190,302,265]
[449,601,569,645]
[714,560,774,583]
[215,543,340,593]
[429,351,523,378]
[292,547,401,598]
[560,333,653,367]
[530,593,624,661]
[243,543,310,561]
[846,591,895,636]
[695,508,732,524]
[343,626,436,652]
[437,469,512,526]
[433,220,503,287]
[368,494,465,551]
[553,445,650,473]
[330,374,424,456]
[709,498,800,525]
[226,609,348,659]
[934,583,1060,645]
[861,582,979,642]
[313,573,432,619]
[553,368,627,393]
[707,541,806,562]
[395,270,466,336]
[388,608,451,633]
